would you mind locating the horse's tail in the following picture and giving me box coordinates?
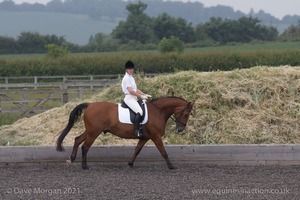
[56,103,89,152]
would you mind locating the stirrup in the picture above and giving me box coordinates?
[135,129,143,138]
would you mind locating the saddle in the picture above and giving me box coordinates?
[118,99,148,124]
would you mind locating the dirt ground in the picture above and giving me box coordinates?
[0,161,299,200]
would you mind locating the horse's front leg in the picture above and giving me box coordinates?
[128,139,148,168]
[152,136,175,169]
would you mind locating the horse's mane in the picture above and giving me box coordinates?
[149,96,187,103]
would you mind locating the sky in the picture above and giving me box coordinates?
[5,0,300,19]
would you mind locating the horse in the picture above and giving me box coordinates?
[56,96,195,170]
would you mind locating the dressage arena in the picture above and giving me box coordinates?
[0,145,300,199]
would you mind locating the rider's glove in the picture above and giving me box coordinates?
[140,95,148,100]
[144,94,152,99]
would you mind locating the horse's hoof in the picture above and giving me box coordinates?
[82,165,89,170]
[168,166,176,170]
[128,162,134,168]
[66,159,72,166]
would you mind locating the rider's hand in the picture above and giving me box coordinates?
[145,94,152,99]
[140,95,148,100]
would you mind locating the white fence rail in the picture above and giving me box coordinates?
[0,74,156,118]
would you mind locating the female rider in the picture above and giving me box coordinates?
[121,60,151,138]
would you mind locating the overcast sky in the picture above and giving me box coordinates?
[5,0,300,19]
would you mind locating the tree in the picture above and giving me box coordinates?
[45,44,68,58]
[0,0,16,10]
[0,36,18,54]
[112,1,155,44]
[89,33,118,52]
[17,32,46,53]
[17,31,69,53]
[279,21,300,41]
[195,24,208,41]
[154,13,196,43]
[199,17,278,44]
[158,36,184,53]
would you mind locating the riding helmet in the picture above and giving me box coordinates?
[125,60,134,69]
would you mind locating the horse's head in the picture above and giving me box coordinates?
[174,99,195,132]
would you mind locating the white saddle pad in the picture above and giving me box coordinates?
[118,103,148,124]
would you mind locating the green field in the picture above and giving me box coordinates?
[1,41,299,59]
[0,11,120,45]
[0,41,300,77]
[186,41,300,52]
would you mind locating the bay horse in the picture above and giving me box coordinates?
[56,97,195,170]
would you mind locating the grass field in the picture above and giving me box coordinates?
[0,11,120,45]
[186,41,300,52]
[1,41,299,59]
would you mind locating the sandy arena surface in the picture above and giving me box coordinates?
[0,161,299,200]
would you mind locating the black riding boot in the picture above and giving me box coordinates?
[134,113,143,138]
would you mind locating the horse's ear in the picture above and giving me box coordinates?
[190,99,196,107]
[187,99,196,111]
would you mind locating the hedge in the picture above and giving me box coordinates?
[0,50,300,76]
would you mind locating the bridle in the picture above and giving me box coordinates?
[170,106,189,127]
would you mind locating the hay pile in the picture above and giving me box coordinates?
[1,66,300,146]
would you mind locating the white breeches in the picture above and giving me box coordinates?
[124,94,143,115]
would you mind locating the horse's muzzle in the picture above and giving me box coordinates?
[176,126,185,132]
[175,121,186,132]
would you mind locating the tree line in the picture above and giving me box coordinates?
[2,0,299,27]
[0,1,299,55]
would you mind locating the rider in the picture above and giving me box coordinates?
[121,60,152,138]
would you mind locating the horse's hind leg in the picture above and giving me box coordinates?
[81,133,99,170]
[68,132,86,164]
[128,139,148,168]
[152,136,175,169]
